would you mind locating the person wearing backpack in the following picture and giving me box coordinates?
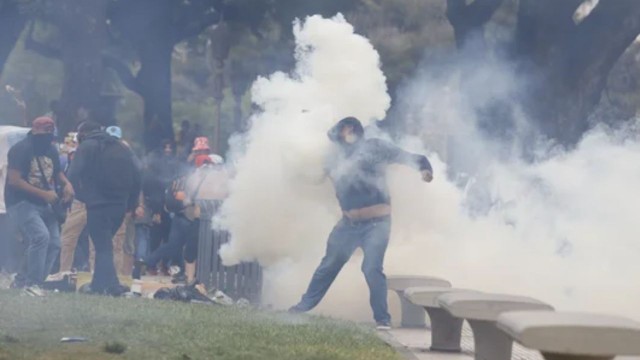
[67,121,141,296]
[137,151,214,284]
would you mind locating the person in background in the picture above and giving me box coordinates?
[182,153,229,283]
[59,126,135,278]
[102,125,135,276]
[138,151,226,284]
[57,132,88,275]
[187,136,211,163]
[68,121,140,296]
[177,120,191,157]
[289,117,433,330]
[146,139,179,275]
[5,117,74,295]
[131,185,154,279]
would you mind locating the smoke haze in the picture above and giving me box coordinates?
[219,14,640,323]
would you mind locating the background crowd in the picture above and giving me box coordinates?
[0,115,229,297]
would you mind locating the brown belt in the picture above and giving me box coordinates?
[343,204,391,221]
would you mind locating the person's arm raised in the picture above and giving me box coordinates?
[374,139,433,182]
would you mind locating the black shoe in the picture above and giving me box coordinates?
[10,274,27,289]
[104,284,130,297]
[132,259,147,280]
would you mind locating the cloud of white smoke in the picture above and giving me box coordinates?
[219,14,640,323]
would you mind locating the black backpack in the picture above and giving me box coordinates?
[96,137,137,197]
[164,176,187,214]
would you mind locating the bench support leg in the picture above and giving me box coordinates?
[425,307,463,352]
[395,291,427,328]
[542,354,614,360]
[468,320,513,360]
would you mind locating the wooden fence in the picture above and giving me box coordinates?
[196,200,263,304]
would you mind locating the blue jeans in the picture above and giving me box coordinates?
[295,216,391,323]
[8,201,61,285]
[134,224,150,261]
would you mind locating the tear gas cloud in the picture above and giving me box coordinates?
[219,14,640,322]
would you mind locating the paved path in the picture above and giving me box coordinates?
[381,324,640,360]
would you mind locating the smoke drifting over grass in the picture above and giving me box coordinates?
[220,14,640,322]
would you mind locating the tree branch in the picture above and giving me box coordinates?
[560,0,640,87]
[446,0,504,28]
[102,53,139,93]
[515,0,584,60]
[446,0,504,48]
[172,1,222,43]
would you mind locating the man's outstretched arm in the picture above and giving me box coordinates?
[373,139,433,182]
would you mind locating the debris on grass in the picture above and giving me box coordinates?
[60,337,88,343]
[103,341,127,354]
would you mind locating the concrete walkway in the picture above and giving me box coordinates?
[380,324,640,360]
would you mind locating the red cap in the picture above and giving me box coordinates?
[192,137,211,152]
[32,116,55,133]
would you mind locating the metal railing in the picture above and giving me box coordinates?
[196,200,262,304]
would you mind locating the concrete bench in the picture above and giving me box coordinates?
[438,292,554,360]
[498,311,640,360]
[387,275,452,328]
[404,286,477,352]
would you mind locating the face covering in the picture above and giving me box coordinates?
[32,133,54,154]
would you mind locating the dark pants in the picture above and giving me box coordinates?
[150,210,171,252]
[294,216,392,324]
[87,204,126,292]
[145,215,199,268]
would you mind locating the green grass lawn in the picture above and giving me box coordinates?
[0,290,400,360]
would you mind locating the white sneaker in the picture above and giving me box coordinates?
[25,285,45,297]
[168,266,181,276]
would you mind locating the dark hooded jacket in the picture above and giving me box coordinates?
[67,130,141,210]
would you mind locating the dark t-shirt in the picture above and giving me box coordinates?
[4,135,61,207]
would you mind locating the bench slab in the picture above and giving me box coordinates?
[498,311,640,358]
[405,286,476,308]
[439,292,554,321]
[387,275,452,291]
[387,276,452,328]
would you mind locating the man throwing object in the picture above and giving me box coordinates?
[289,117,433,329]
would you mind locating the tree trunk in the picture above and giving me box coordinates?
[57,0,108,136]
[0,1,26,77]
[446,0,504,51]
[137,41,175,152]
